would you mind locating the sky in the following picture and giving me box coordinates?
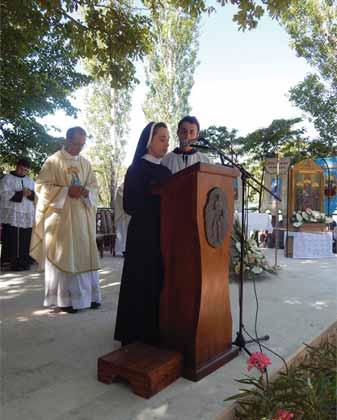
[42,4,314,166]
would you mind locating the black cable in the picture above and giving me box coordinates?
[243,181,289,384]
[250,272,269,385]
[252,274,263,353]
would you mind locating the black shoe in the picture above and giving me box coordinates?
[90,302,101,309]
[59,306,78,314]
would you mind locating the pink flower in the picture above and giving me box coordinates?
[272,409,294,420]
[247,352,271,372]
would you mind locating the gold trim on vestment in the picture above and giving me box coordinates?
[46,256,100,275]
[29,187,64,254]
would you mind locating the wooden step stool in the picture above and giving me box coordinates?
[97,342,183,398]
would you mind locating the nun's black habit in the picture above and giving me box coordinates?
[114,122,171,346]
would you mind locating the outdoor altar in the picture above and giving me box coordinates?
[285,159,334,258]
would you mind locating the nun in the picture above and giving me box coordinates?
[114,122,171,346]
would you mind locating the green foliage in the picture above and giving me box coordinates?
[200,126,242,161]
[280,1,337,153]
[84,78,131,207]
[235,119,305,202]
[1,0,150,170]
[147,1,291,30]
[142,2,200,139]
[289,75,337,152]
[1,0,292,169]
[37,0,153,88]
[227,341,336,419]
[1,0,88,169]
[280,0,337,94]
[201,120,308,203]
[239,119,305,162]
[0,118,63,174]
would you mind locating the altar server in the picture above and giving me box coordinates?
[161,115,209,174]
[0,158,35,271]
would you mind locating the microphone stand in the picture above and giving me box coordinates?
[195,138,281,355]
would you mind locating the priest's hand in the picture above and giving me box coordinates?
[81,188,89,198]
[68,185,83,199]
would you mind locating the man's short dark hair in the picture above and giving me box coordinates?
[66,126,87,141]
[177,116,200,132]
[16,158,31,168]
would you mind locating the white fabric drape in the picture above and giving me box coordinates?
[114,183,130,256]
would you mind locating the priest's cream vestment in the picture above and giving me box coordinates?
[30,149,101,309]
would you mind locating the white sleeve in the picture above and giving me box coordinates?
[0,175,17,202]
[81,190,95,208]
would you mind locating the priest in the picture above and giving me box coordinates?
[30,127,101,313]
[161,115,210,173]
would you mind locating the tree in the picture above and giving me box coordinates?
[280,0,337,94]
[1,0,292,169]
[84,79,131,207]
[0,1,89,169]
[288,74,337,153]
[0,0,151,169]
[142,2,200,139]
[280,0,337,152]
[239,118,306,162]
[200,125,242,161]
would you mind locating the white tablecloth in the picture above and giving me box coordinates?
[288,231,334,259]
[246,213,273,233]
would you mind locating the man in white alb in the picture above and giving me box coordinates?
[0,158,35,271]
[161,115,210,174]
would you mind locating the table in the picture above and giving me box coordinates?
[246,212,273,233]
[287,231,334,259]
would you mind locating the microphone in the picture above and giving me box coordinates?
[192,144,210,151]
[195,136,209,145]
[191,136,211,150]
[180,136,209,149]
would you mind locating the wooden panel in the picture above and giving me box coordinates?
[155,163,239,380]
[97,343,182,398]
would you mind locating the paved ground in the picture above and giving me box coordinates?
[1,249,336,420]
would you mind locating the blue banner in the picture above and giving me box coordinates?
[315,157,337,215]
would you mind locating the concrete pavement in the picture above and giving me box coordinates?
[1,249,336,420]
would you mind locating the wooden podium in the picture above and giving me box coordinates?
[155,162,239,381]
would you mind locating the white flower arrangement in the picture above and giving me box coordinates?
[291,208,333,228]
[231,219,275,277]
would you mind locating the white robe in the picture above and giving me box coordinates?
[0,173,35,228]
[161,149,210,174]
[44,259,101,309]
[114,183,130,256]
